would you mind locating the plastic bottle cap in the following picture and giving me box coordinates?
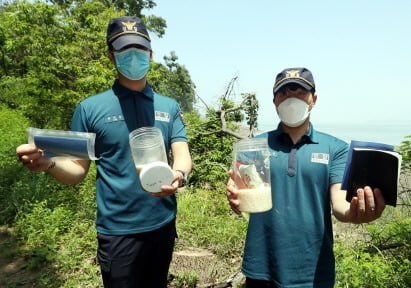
[139,161,174,193]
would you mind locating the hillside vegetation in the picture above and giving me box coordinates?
[0,105,410,287]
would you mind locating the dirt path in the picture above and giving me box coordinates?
[0,226,37,288]
[0,227,243,287]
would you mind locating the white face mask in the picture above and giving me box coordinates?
[276,97,311,127]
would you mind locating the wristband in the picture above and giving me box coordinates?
[175,169,187,187]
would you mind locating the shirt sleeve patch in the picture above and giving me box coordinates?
[155,111,170,122]
[311,153,329,164]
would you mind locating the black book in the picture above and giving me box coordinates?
[342,140,402,207]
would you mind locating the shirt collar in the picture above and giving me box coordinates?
[112,79,154,100]
[306,123,319,143]
[274,122,319,145]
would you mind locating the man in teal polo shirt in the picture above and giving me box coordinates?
[226,67,386,287]
[16,16,192,287]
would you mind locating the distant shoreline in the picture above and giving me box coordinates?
[258,122,411,147]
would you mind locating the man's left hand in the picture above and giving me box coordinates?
[149,171,181,198]
[345,186,385,223]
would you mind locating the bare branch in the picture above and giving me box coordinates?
[223,75,238,100]
[195,91,211,112]
[220,128,247,139]
[193,128,246,140]
[218,91,256,139]
[195,75,258,140]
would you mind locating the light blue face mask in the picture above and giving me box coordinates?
[113,47,150,80]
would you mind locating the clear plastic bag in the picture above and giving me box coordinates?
[28,127,99,160]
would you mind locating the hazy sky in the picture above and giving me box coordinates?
[147,0,411,133]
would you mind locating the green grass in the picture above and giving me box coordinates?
[176,186,247,259]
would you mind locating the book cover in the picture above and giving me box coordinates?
[342,140,402,207]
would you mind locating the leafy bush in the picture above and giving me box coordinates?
[55,219,100,286]
[12,168,99,286]
[0,104,31,223]
[335,210,410,288]
[184,112,237,188]
[15,201,74,266]
[400,136,411,172]
[367,217,410,256]
[335,244,399,288]
[399,136,411,206]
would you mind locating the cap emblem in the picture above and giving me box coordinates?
[121,21,137,32]
[285,69,301,78]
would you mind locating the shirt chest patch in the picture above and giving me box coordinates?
[105,114,124,123]
[311,153,329,164]
[155,111,170,122]
[270,151,278,158]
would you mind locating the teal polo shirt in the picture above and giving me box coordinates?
[242,124,348,287]
[71,80,187,235]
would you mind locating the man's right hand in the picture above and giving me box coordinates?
[226,170,241,215]
[16,144,52,172]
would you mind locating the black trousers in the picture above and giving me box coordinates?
[246,277,276,288]
[97,219,176,288]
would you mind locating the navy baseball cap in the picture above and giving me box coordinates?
[273,67,315,94]
[106,16,151,50]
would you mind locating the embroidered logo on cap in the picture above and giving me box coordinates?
[285,69,301,78]
[121,21,137,32]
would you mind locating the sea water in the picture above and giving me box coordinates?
[259,120,411,147]
[315,121,411,147]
